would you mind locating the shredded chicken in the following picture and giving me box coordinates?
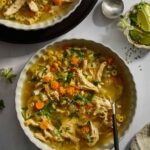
[4,0,26,16]
[51,91,60,101]
[27,0,38,12]
[47,121,55,131]
[62,0,74,2]
[83,59,88,71]
[96,61,107,82]
[77,69,99,93]
[44,130,53,139]
[4,0,38,16]
[34,132,47,142]
[77,62,107,93]
[61,119,80,143]
[93,96,112,116]
[45,119,64,142]
[87,121,99,146]
[88,68,97,79]
[56,108,65,113]
[25,118,38,126]
[92,96,112,127]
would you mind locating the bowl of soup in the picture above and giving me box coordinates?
[15,39,136,150]
[0,0,81,30]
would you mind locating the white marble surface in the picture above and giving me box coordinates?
[0,0,150,150]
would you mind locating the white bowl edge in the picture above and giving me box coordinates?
[0,0,82,30]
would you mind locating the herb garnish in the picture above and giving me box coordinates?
[66,72,73,83]
[70,111,79,118]
[0,68,16,83]
[84,93,94,104]
[38,100,56,119]
[70,48,85,60]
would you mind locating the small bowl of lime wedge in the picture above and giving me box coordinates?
[118,0,150,49]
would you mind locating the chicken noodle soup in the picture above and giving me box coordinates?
[21,45,128,150]
[0,0,77,25]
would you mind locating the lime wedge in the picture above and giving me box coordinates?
[129,28,150,45]
[137,4,150,32]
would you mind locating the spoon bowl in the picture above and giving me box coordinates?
[101,0,124,19]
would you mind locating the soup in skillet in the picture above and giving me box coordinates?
[0,0,77,25]
[21,45,127,150]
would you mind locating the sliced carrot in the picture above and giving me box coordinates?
[40,120,49,130]
[43,75,51,82]
[51,81,59,90]
[71,56,80,65]
[53,0,62,6]
[59,86,66,95]
[50,67,56,72]
[35,101,44,110]
[66,87,75,96]
[52,62,59,68]
[50,62,59,72]
[86,103,94,109]
[81,125,90,134]
[43,4,51,12]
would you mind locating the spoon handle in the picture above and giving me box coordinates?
[112,103,119,150]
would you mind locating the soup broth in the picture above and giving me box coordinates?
[21,45,131,150]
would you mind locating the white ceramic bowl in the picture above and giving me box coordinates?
[15,39,137,150]
[0,0,81,30]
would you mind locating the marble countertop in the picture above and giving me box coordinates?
[0,0,150,150]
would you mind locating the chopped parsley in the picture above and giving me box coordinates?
[92,80,100,86]
[94,52,101,59]
[0,68,16,83]
[73,94,84,101]
[30,75,37,82]
[84,93,94,104]
[71,48,85,59]
[66,72,73,83]
[38,100,56,119]
[54,118,62,129]
[69,111,79,118]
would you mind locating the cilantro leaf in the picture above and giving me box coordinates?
[0,68,16,83]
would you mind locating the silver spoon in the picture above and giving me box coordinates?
[101,0,124,19]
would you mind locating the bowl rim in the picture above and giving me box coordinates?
[15,38,137,150]
[0,0,81,31]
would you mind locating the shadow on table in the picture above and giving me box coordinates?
[0,75,40,150]
[124,140,133,150]
[92,1,115,27]
[0,38,57,59]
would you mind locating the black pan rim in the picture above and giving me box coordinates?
[0,0,97,44]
